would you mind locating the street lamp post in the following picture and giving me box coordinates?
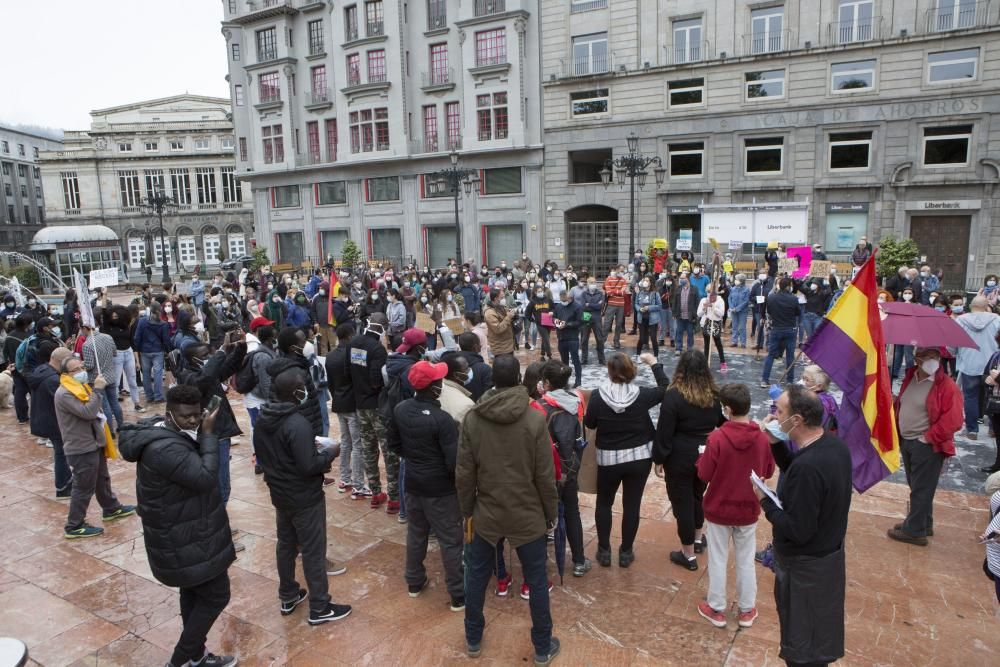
[429,151,480,265]
[600,132,667,258]
[141,188,177,283]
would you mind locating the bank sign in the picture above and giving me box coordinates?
[700,205,808,246]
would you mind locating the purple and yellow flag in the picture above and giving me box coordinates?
[801,254,900,492]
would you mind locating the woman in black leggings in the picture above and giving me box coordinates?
[653,350,724,571]
[583,352,669,568]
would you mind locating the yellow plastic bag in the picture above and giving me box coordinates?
[104,424,120,460]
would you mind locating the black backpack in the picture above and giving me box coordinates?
[234,350,261,394]
[377,373,405,423]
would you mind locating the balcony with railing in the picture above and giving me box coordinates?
[198,203,219,210]
[368,71,388,84]
[309,39,325,56]
[664,41,712,65]
[572,54,610,76]
[304,90,333,110]
[223,201,246,209]
[421,67,455,90]
[427,8,447,30]
[828,16,882,43]
[474,0,505,17]
[255,89,283,110]
[367,20,385,37]
[925,1,991,32]
[741,29,792,55]
[296,151,326,167]
[256,47,278,63]
[571,0,607,12]
[231,0,299,25]
[345,24,359,42]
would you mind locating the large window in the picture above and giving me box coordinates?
[831,59,875,92]
[570,89,609,116]
[673,18,702,63]
[572,32,608,74]
[143,169,164,197]
[927,48,978,83]
[275,232,304,265]
[427,0,447,29]
[446,102,461,150]
[569,149,612,183]
[475,28,506,67]
[836,0,874,43]
[934,0,979,31]
[320,230,349,258]
[365,0,384,37]
[477,92,508,141]
[744,137,784,174]
[750,6,784,53]
[178,235,198,265]
[366,176,400,202]
[118,170,141,209]
[196,168,217,206]
[61,172,81,211]
[170,168,191,205]
[325,119,338,161]
[669,142,705,177]
[262,124,284,163]
[482,167,521,195]
[423,105,438,151]
[308,19,324,54]
[745,69,785,100]
[368,49,387,83]
[272,185,301,208]
[228,228,247,258]
[307,121,321,162]
[256,27,277,61]
[311,65,328,99]
[221,167,242,204]
[430,43,449,85]
[425,227,457,269]
[347,53,361,86]
[668,78,704,107]
[829,131,873,170]
[259,71,281,102]
[345,5,359,41]
[317,181,347,205]
[422,173,451,198]
[923,125,972,166]
[349,108,389,152]
[484,225,524,267]
[370,228,403,259]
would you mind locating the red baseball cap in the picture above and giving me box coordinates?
[249,316,275,333]
[408,360,448,390]
[396,328,428,353]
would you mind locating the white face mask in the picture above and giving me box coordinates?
[72,370,88,383]
[902,293,913,302]
[693,268,701,275]
[921,359,940,375]
[164,305,173,313]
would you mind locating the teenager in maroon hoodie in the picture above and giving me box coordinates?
[696,383,775,629]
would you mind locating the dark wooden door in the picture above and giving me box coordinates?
[909,216,970,291]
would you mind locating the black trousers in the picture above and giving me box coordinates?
[900,437,944,536]
[703,331,726,364]
[595,458,652,552]
[664,449,705,545]
[560,477,585,565]
[637,322,659,356]
[171,570,231,667]
[275,500,330,613]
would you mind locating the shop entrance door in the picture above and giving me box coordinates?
[909,216,970,291]
[565,205,619,276]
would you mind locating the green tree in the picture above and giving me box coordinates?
[218,246,227,263]
[341,239,361,268]
[875,236,921,281]
[249,246,271,272]
[10,265,40,289]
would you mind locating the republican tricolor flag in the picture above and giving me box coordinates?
[801,254,900,492]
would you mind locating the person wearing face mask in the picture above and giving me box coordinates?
[672,273,700,355]
[526,286,554,361]
[189,273,206,308]
[309,282,333,355]
[760,279,800,388]
[688,264,711,300]
[360,288,387,322]
[132,302,171,403]
[454,273,482,315]
[888,288,919,381]
[484,287,517,357]
[802,279,831,344]
[28,344,74,497]
[634,278,662,357]
[952,296,1000,441]
[513,280,532,351]
[439,354,475,425]
[728,275,750,349]
[118,385,239,667]
[4,313,32,424]
[918,265,939,305]
[551,287,584,387]
[764,245,779,278]
[104,306,144,412]
[978,274,1000,310]
[654,273,675,348]
[55,355,135,540]
[697,289,728,371]
[579,278,606,365]
[754,385,852,667]
[22,295,47,323]
[0,294,19,323]
[547,269,567,305]
[385,288,407,337]
[326,322,366,494]
[886,348,963,547]
[285,291,315,334]
[264,286,288,331]
[852,236,872,267]
[603,265,629,350]
[80,322,123,436]
[386,360,465,610]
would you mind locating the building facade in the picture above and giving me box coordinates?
[222,0,544,269]
[541,0,1000,289]
[0,126,63,257]
[38,95,252,277]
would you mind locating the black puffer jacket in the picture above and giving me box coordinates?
[253,401,334,510]
[386,396,458,497]
[174,344,246,440]
[325,344,355,414]
[118,421,235,588]
[27,363,60,439]
[347,331,388,410]
[267,355,323,436]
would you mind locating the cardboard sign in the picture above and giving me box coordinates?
[442,316,464,335]
[88,267,120,289]
[416,311,436,332]
[785,246,813,279]
[808,260,833,278]
[777,258,799,275]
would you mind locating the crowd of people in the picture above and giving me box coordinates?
[0,240,999,667]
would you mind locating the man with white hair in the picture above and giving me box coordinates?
[953,296,1000,440]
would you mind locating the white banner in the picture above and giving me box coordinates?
[74,270,96,329]
[88,267,120,289]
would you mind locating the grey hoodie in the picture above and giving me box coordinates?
[954,311,1000,376]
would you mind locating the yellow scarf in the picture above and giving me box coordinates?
[60,375,119,459]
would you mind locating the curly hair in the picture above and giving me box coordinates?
[669,350,718,409]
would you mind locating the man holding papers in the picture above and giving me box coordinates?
[755,384,853,667]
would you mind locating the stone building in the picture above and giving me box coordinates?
[541,0,1000,289]
[38,95,252,278]
[221,0,543,269]
[0,126,63,259]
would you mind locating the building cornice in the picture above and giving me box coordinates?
[244,56,298,73]
[455,9,529,29]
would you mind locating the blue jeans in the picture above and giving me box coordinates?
[762,328,797,384]
[960,373,983,433]
[99,381,123,432]
[218,438,231,505]
[891,345,915,380]
[730,309,749,346]
[465,532,551,654]
[318,387,330,437]
[674,319,695,352]
[140,351,165,402]
[802,312,822,342]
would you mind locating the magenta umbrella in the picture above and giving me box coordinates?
[878,302,979,349]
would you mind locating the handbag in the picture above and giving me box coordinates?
[540,312,554,328]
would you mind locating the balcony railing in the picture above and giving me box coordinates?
[309,40,325,55]
[427,10,447,30]
[925,1,991,32]
[367,20,384,37]
[664,41,712,65]
[571,0,607,12]
[223,202,246,209]
[742,29,792,55]
[345,24,359,41]
[572,55,610,75]
[828,16,882,43]
[305,90,331,105]
[475,53,508,68]
[259,90,282,104]
[474,0,505,17]
[368,72,388,84]
[257,47,278,62]
[422,67,454,87]
[198,203,219,210]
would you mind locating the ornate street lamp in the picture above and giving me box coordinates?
[141,187,177,283]
[430,151,480,265]
[601,132,667,256]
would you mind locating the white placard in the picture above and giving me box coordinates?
[676,239,692,251]
[728,239,742,250]
[88,267,120,289]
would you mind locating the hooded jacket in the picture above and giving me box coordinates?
[384,352,419,400]
[387,395,459,497]
[539,389,584,480]
[267,355,323,436]
[457,386,558,547]
[953,311,1000,376]
[455,283,482,313]
[348,330,388,410]
[583,364,670,452]
[174,344,246,440]
[118,422,235,588]
[27,363,60,439]
[310,289,331,327]
[697,420,776,526]
[253,401,335,510]
[325,342,356,414]
[893,365,963,457]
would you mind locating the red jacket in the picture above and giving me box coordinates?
[893,366,963,458]
[697,420,775,526]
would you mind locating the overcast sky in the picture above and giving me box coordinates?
[2,1,230,131]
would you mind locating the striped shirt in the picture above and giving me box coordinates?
[596,441,652,467]
[986,490,1000,577]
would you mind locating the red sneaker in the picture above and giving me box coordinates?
[738,607,758,628]
[370,492,388,508]
[386,500,400,515]
[323,477,336,487]
[698,601,727,628]
[495,574,512,597]
[519,581,554,600]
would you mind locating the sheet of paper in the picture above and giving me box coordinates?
[751,471,782,509]
[756,295,766,304]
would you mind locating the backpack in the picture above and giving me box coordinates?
[15,334,37,373]
[234,350,261,394]
[377,373,405,423]
[540,391,588,482]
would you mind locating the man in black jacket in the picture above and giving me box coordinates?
[268,327,324,437]
[749,272,773,353]
[118,385,237,667]
[348,312,398,508]
[4,313,32,423]
[671,274,700,355]
[382,328,430,518]
[552,289,583,388]
[579,278,606,366]
[446,333,493,401]
[27,343,74,497]
[254,367,352,626]
[386,360,464,610]
[326,322,365,495]
[761,278,800,387]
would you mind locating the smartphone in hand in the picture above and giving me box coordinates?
[206,394,222,414]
